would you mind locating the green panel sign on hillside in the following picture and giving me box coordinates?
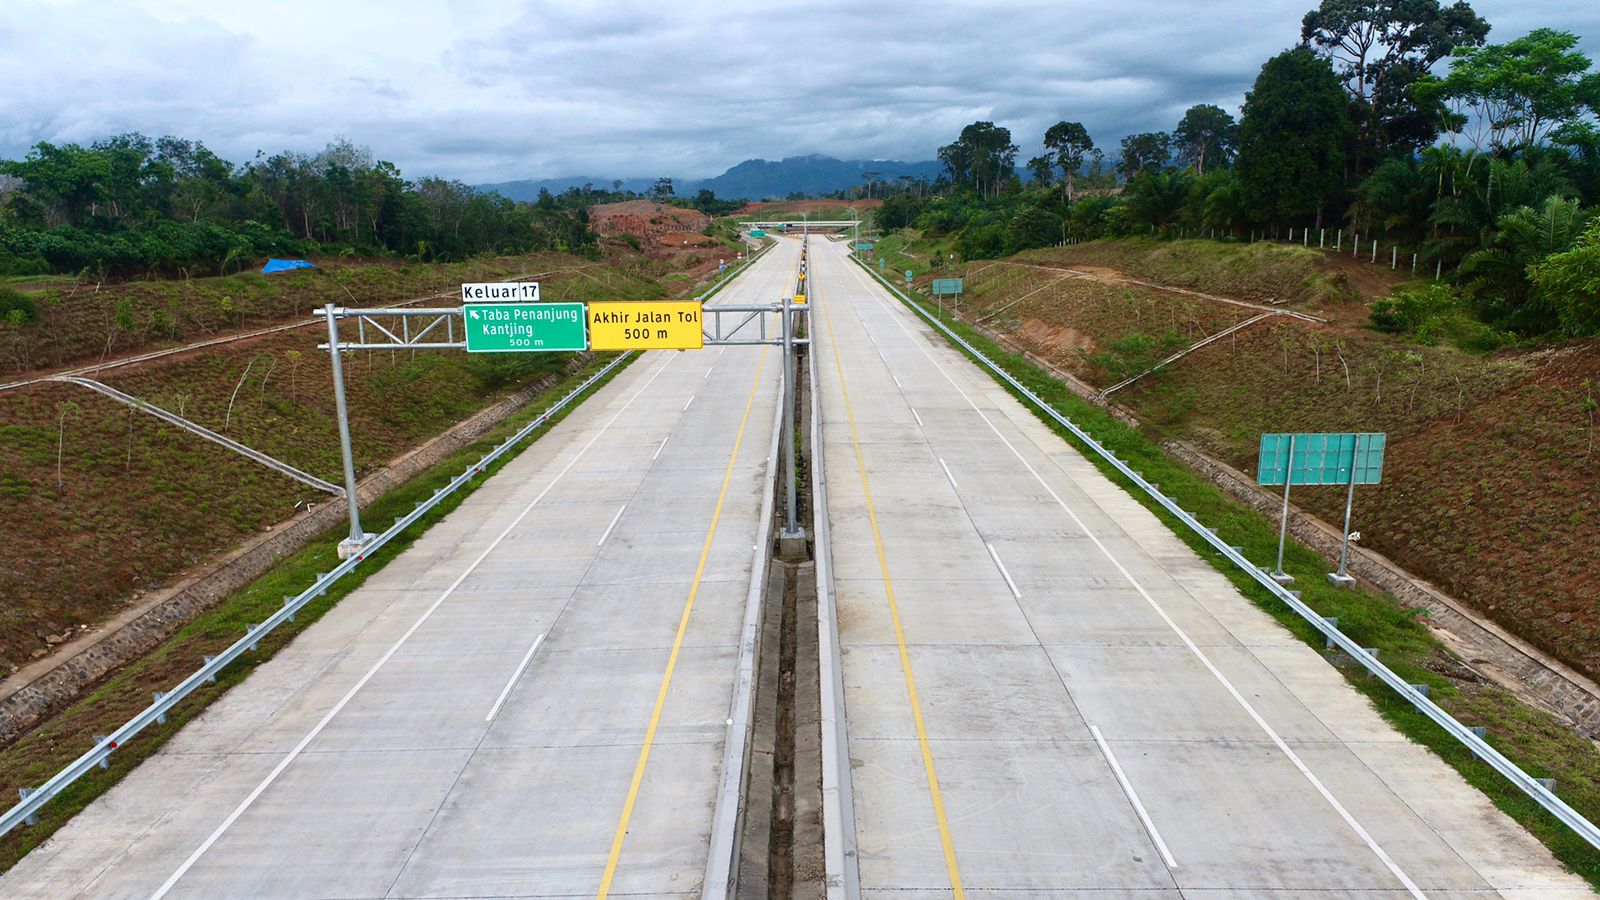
[932,278,964,296]
[1256,432,1385,486]
[750,229,765,237]
[463,302,587,353]
[855,241,874,251]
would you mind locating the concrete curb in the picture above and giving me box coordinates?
[702,349,785,898]
[811,289,861,900]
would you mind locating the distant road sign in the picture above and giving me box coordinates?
[879,259,885,270]
[461,282,540,303]
[464,302,585,352]
[856,242,874,250]
[750,229,765,238]
[588,301,704,351]
[1257,433,1386,486]
[794,293,806,305]
[904,269,914,285]
[932,278,964,296]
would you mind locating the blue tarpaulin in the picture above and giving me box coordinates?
[262,258,316,274]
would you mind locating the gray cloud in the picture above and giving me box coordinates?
[2,0,1596,183]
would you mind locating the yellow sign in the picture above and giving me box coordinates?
[588,301,704,350]
[794,294,806,305]
[797,272,806,281]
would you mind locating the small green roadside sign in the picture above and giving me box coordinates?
[855,241,874,250]
[932,278,964,296]
[464,302,587,352]
[750,229,766,238]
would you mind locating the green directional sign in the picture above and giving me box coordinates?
[932,278,964,296]
[1257,432,1385,486]
[463,302,587,353]
[855,241,874,250]
[750,229,765,238]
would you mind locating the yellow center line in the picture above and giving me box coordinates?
[816,259,966,898]
[595,347,769,899]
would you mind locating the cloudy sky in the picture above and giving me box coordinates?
[3,0,1598,184]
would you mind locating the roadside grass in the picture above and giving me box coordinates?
[1015,237,1364,309]
[0,351,635,874]
[875,269,1600,887]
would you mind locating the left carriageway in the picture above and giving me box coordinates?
[0,241,799,899]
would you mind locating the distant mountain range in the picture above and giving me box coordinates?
[476,154,944,202]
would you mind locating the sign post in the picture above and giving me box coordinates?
[1257,432,1386,589]
[324,305,369,559]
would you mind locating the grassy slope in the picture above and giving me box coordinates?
[0,258,666,672]
[0,354,633,872]
[869,261,1600,886]
[915,236,1600,689]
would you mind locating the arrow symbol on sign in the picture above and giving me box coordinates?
[468,308,479,320]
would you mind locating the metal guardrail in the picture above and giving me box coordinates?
[0,350,635,838]
[854,256,1600,853]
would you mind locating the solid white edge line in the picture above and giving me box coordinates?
[938,457,959,490]
[841,254,1428,900]
[985,542,1021,600]
[1090,724,1178,869]
[148,353,678,900]
[597,503,627,547]
[484,633,546,722]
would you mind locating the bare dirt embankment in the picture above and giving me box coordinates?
[943,239,1600,688]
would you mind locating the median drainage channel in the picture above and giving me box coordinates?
[738,336,826,898]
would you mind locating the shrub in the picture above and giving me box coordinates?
[0,286,38,324]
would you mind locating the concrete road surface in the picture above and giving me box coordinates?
[808,236,1593,899]
[0,243,795,899]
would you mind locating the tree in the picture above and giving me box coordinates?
[939,121,1019,198]
[1125,170,1195,231]
[1117,133,1171,181]
[1434,28,1600,154]
[1025,156,1054,186]
[1301,0,1490,164]
[1457,194,1591,331]
[1172,104,1239,175]
[1532,217,1600,335]
[1007,206,1063,252]
[650,177,674,200]
[1236,47,1353,228]
[1043,121,1094,199]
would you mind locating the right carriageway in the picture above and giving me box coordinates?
[805,235,1594,899]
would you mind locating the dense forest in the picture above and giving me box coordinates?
[0,140,748,291]
[866,4,1600,341]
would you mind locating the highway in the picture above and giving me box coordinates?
[807,236,1592,898]
[0,244,795,899]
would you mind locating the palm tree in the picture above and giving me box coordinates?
[1457,194,1592,331]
